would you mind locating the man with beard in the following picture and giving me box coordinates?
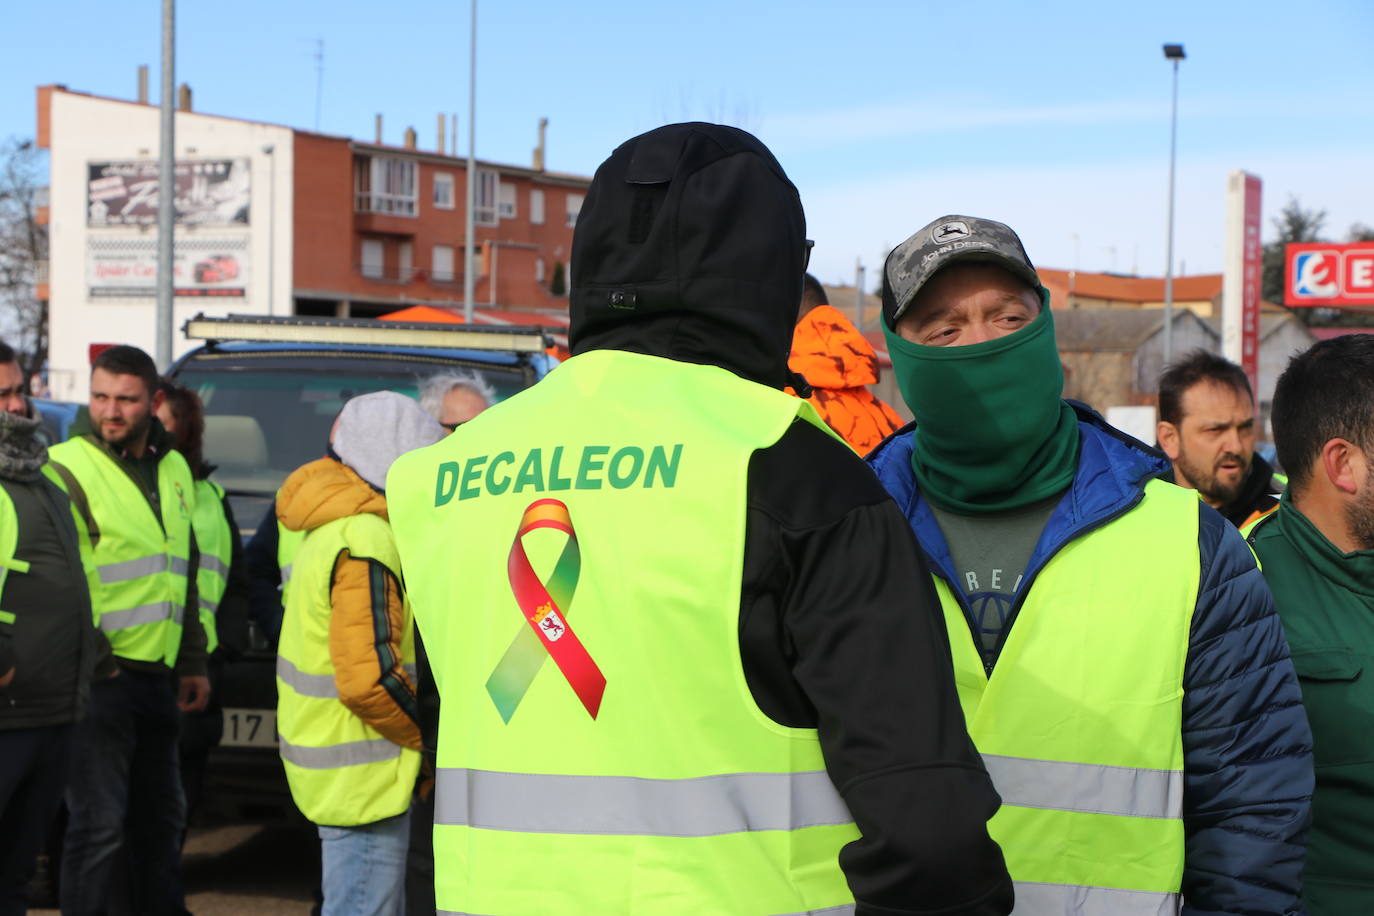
[866,214,1313,915]
[0,341,108,914]
[1157,350,1282,528]
[1247,334,1374,915]
[387,124,1012,915]
[48,345,209,916]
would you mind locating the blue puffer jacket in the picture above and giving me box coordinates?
[867,403,1314,916]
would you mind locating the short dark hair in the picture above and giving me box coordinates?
[801,273,828,309]
[0,341,15,366]
[91,345,159,397]
[1158,349,1254,427]
[1272,334,1374,492]
[158,378,208,478]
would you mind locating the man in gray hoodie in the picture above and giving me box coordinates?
[0,341,109,915]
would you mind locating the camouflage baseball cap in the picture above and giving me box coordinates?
[882,214,1041,327]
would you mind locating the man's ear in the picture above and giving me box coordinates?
[1157,421,1181,460]
[150,389,166,415]
[1320,438,1361,496]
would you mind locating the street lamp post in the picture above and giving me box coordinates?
[1162,42,1186,366]
[156,0,176,370]
[463,0,477,324]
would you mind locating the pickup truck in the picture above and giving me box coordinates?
[167,313,558,823]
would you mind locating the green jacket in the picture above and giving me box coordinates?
[1249,495,1374,916]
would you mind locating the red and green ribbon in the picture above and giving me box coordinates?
[486,499,605,722]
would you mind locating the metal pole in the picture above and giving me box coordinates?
[1163,57,1179,365]
[263,145,275,314]
[155,0,176,369]
[463,0,477,323]
[853,259,864,329]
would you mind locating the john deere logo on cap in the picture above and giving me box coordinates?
[932,221,971,243]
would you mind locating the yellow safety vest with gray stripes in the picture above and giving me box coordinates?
[936,478,1198,916]
[0,485,29,632]
[276,515,302,607]
[386,350,859,916]
[48,437,195,668]
[275,510,419,827]
[190,478,231,655]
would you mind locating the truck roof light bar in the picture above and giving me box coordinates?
[183,313,551,353]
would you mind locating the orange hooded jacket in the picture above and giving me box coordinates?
[277,457,421,751]
[788,305,904,456]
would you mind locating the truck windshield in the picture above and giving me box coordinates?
[174,363,523,500]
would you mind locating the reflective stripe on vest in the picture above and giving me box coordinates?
[982,754,1184,820]
[277,655,416,699]
[439,906,851,911]
[97,554,189,584]
[937,477,1198,905]
[276,509,418,827]
[47,438,195,667]
[387,351,857,916]
[277,655,337,698]
[98,600,182,631]
[434,768,852,837]
[278,735,402,769]
[1013,882,1179,916]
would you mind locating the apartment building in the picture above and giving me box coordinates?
[36,82,587,398]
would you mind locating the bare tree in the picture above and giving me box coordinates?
[0,137,49,378]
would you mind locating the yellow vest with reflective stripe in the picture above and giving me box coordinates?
[387,350,859,916]
[276,509,419,827]
[49,437,195,667]
[938,478,1197,915]
[0,486,29,628]
[190,478,231,655]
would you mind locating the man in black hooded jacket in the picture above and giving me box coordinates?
[388,123,1011,916]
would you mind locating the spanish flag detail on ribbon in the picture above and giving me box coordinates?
[486,499,605,722]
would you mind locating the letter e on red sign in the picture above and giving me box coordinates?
[1346,253,1374,299]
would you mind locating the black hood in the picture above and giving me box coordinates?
[569,122,807,390]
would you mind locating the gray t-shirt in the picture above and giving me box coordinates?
[929,493,1062,667]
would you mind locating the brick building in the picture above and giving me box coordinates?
[36,82,588,399]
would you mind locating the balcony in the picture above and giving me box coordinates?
[356,263,463,286]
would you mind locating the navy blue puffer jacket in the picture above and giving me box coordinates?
[867,402,1314,916]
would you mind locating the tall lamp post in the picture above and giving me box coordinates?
[463,0,477,324]
[1161,42,1186,365]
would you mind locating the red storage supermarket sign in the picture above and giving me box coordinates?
[1286,242,1374,306]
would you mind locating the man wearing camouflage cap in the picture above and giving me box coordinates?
[866,215,1314,915]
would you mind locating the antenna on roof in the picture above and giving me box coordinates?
[313,38,324,130]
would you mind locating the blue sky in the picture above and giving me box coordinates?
[4,0,1371,287]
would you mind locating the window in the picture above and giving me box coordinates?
[399,242,413,281]
[433,172,455,210]
[535,258,545,284]
[475,170,498,226]
[354,156,417,216]
[361,239,384,278]
[530,189,545,225]
[432,245,455,283]
[499,182,517,220]
[566,193,583,228]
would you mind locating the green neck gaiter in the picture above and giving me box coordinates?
[884,293,1080,514]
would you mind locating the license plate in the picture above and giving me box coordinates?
[221,708,278,748]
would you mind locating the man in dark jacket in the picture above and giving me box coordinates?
[49,345,210,916]
[867,214,1313,915]
[1158,349,1283,528]
[0,341,110,915]
[1248,334,1374,915]
[388,123,1012,915]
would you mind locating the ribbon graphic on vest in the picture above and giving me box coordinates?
[486,499,605,722]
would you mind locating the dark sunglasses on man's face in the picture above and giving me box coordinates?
[803,239,814,271]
